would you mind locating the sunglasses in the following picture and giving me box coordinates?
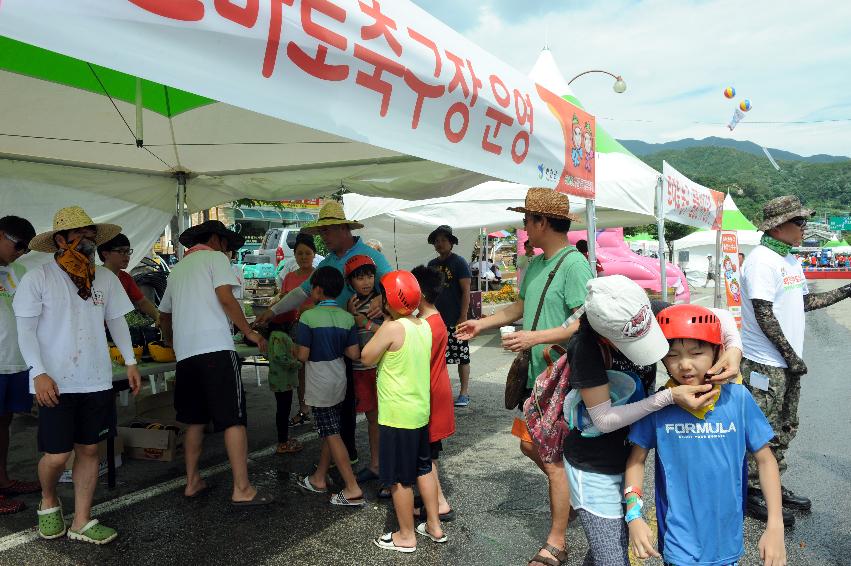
[3,233,30,254]
[787,217,807,228]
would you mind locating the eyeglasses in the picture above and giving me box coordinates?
[108,248,134,256]
[3,233,30,254]
[788,218,807,228]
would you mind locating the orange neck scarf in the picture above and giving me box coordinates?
[55,239,95,300]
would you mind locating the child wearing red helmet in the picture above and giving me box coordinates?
[343,255,384,486]
[625,304,786,566]
[361,270,446,553]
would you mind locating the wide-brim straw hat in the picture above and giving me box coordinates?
[299,201,364,235]
[29,206,122,253]
[758,195,813,231]
[507,188,580,222]
[179,220,246,250]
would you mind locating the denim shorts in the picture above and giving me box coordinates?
[564,458,624,519]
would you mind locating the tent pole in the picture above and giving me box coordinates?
[714,229,722,308]
[656,177,668,301]
[176,172,187,260]
[585,198,597,278]
[483,227,490,292]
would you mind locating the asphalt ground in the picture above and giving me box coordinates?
[0,282,849,565]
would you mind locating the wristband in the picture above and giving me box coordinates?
[624,502,643,524]
[624,494,640,505]
[623,485,643,499]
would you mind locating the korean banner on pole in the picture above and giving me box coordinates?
[0,0,595,198]
[662,161,724,229]
[720,231,742,327]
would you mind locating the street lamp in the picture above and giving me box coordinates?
[568,69,626,94]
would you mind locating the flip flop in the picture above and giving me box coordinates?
[413,505,456,522]
[373,532,416,553]
[296,475,327,494]
[415,522,448,543]
[230,492,274,507]
[355,467,380,483]
[184,482,214,499]
[330,490,365,507]
[377,486,392,499]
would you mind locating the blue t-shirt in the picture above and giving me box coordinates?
[300,236,392,308]
[295,305,359,407]
[628,384,774,566]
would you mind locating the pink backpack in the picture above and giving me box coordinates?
[523,344,571,463]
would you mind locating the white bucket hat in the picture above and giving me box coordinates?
[584,275,669,367]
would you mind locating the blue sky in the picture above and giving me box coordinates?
[412,0,851,157]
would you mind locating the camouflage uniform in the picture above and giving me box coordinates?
[742,358,800,486]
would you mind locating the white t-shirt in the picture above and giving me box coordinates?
[13,263,133,393]
[740,245,808,367]
[159,250,239,362]
[0,263,27,373]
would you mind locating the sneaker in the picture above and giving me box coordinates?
[454,394,470,407]
[37,500,66,539]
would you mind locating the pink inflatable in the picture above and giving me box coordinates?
[517,228,690,303]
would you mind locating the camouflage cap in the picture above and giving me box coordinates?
[758,195,813,231]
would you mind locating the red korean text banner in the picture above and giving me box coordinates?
[662,161,724,229]
[0,0,595,198]
[720,231,742,327]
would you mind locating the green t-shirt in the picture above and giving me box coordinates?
[519,246,593,387]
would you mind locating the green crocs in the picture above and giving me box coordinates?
[37,500,66,540]
[67,519,117,545]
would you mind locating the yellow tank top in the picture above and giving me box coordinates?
[377,316,432,429]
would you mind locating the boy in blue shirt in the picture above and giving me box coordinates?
[625,304,786,566]
[294,267,364,507]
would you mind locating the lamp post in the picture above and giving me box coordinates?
[568,69,627,93]
[567,69,626,277]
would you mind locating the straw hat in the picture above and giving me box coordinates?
[29,206,121,253]
[758,195,813,231]
[178,220,245,250]
[507,188,580,222]
[299,201,364,235]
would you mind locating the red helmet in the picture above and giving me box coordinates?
[344,254,376,278]
[381,270,421,316]
[656,304,722,345]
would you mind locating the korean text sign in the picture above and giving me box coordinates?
[0,0,595,197]
[720,231,742,327]
[662,161,724,229]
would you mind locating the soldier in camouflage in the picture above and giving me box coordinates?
[740,195,851,527]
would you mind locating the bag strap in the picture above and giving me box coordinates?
[529,249,576,331]
[542,344,568,369]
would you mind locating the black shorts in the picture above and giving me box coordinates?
[175,350,247,432]
[379,424,432,487]
[311,403,343,438]
[445,326,470,365]
[430,440,444,461]
[38,389,115,454]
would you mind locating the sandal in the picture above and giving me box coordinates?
[288,411,310,427]
[377,486,392,499]
[413,505,456,522]
[37,500,65,539]
[276,439,303,454]
[373,532,415,553]
[296,475,327,494]
[0,479,40,496]
[415,522,448,543]
[528,543,568,566]
[330,490,365,507]
[67,519,117,545]
[0,495,25,515]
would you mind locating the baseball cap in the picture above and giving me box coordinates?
[584,275,669,366]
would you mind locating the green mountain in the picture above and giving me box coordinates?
[636,146,851,223]
[620,137,849,164]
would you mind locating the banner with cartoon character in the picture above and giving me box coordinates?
[0,0,594,198]
[720,231,742,327]
[662,161,724,230]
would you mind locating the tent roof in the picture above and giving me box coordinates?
[626,232,655,242]
[823,239,848,248]
[720,193,758,230]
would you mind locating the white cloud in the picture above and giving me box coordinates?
[414,0,851,157]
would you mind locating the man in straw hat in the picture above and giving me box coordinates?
[258,201,392,463]
[0,215,40,515]
[13,206,141,544]
[456,188,594,566]
[158,220,273,506]
[427,225,473,407]
[741,195,851,524]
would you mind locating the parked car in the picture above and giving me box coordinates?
[244,227,299,266]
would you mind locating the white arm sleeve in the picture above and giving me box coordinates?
[710,308,742,352]
[586,389,674,434]
[269,286,309,316]
[106,316,137,366]
[15,316,47,378]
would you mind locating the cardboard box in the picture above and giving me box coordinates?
[59,437,123,483]
[118,418,186,462]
